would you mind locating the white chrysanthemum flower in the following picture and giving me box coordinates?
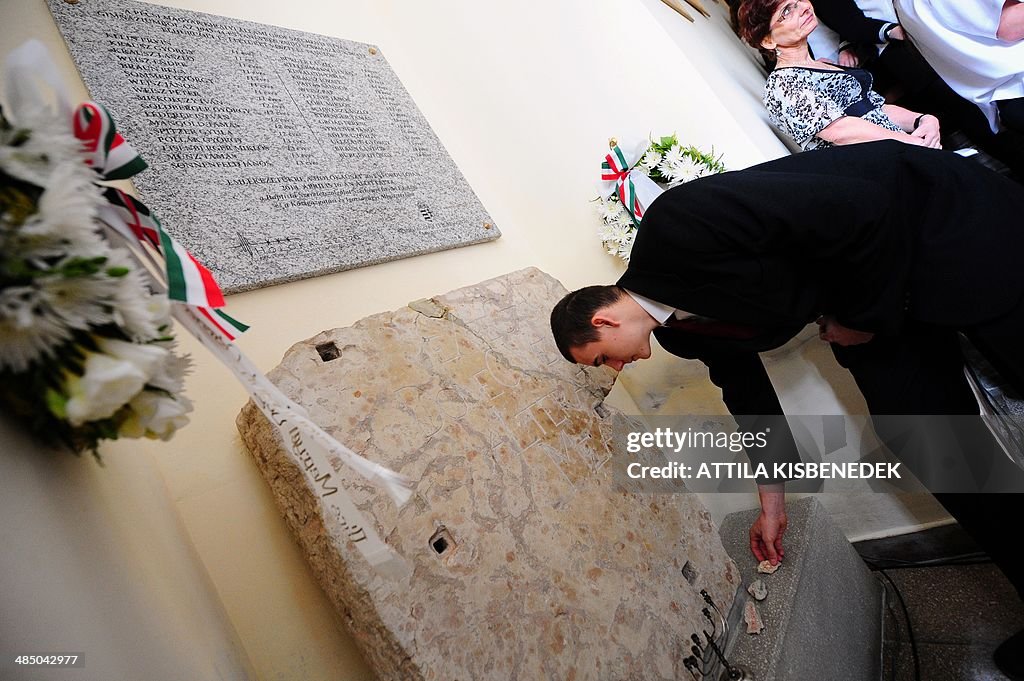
[148,347,192,395]
[600,214,633,255]
[605,222,632,244]
[0,109,82,188]
[597,197,624,221]
[105,248,168,341]
[663,156,705,187]
[661,144,686,168]
[640,149,663,171]
[598,222,619,242]
[38,268,121,332]
[15,162,105,260]
[617,232,636,261]
[0,285,71,372]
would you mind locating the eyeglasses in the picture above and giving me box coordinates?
[773,1,801,25]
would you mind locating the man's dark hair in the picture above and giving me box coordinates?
[550,285,626,363]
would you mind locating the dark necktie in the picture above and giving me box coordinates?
[663,314,765,340]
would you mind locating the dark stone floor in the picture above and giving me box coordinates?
[855,526,1024,681]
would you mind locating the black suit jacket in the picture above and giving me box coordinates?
[618,141,1024,473]
[812,0,890,45]
[622,142,1024,334]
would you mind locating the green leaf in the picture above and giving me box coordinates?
[45,387,68,419]
[60,256,108,278]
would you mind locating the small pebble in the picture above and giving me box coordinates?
[744,599,764,635]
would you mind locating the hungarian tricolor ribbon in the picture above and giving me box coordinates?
[599,140,664,226]
[5,40,412,579]
[73,100,227,311]
[74,101,148,180]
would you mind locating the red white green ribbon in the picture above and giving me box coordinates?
[599,141,664,227]
[74,101,229,315]
[100,186,228,311]
[74,102,148,180]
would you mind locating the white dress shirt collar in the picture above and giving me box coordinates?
[624,289,675,324]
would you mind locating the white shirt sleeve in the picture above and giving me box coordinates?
[925,0,1005,39]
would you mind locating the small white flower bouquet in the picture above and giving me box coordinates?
[0,100,192,453]
[596,134,725,263]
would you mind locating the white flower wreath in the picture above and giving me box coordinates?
[596,134,726,263]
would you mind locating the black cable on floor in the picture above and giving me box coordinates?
[882,589,902,681]
[876,569,921,681]
[860,551,991,570]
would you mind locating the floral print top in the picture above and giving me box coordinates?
[764,65,902,151]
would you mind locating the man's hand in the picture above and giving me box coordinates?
[910,114,942,149]
[838,49,860,67]
[817,315,875,346]
[750,484,787,565]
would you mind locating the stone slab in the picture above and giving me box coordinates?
[237,268,741,680]
[719,497,884,681]
[49,0,499,294]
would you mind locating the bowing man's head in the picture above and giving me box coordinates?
[550,285,658,372]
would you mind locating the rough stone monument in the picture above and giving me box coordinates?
[720,498,884,680]
[237,268,741,680]
[49,0,499,293]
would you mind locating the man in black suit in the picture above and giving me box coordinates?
[551,141,1024,677]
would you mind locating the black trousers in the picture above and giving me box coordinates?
[999,98,1024,137]
[868,41,1024,177]
[831,319,1024,600]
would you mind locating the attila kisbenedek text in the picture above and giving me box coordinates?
[624,427,902,481]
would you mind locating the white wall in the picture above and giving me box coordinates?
[636,0,796,159]
[0,0,943,678]
[0,415,256,681]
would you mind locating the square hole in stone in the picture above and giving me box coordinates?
[315,342,341,362]
[681,560,698,585]
[429,526,455,555]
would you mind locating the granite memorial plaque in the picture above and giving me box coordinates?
[48,0,500,293]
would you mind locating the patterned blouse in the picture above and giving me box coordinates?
[764,65,903,151]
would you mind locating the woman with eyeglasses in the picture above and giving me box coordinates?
[736,0,943,151]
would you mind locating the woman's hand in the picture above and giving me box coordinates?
[817,315,875,346]
[838,49,860,67]
[820,115,929,147]
[911,114,942,149]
